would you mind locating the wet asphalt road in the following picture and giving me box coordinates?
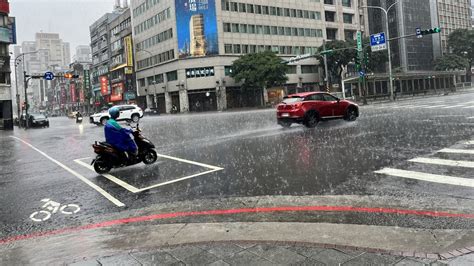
[1,92,473,238]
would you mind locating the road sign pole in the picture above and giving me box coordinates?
[384,10,394,101]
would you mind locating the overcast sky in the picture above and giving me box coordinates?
[10,0,117,57]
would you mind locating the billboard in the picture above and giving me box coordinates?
[70,83,76,103]
[124,35,133,66]
[175,0,218,58]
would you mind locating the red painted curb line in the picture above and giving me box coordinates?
[1,205,473,245]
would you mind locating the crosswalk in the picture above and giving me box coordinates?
[374,140,474,189]
[368,100,474,110]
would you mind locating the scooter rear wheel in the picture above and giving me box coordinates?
[143,149,158,165]
[94,159,112,174]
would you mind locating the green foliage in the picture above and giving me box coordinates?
[316,40,357,80]
[448,29,474,80]
[434,54,469,71]
[230,51,288,89]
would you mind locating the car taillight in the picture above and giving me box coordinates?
[292,102,303,110]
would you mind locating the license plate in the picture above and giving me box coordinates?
[281,113,290,117]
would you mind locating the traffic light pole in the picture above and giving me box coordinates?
[23,71,30,129]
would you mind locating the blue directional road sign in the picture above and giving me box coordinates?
[370,32,387,52]
[359,70,366,77]
[44,72,55,81]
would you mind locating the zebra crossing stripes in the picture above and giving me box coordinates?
[374,168,474,188]
[438,148,474,155]
[409,157,474,168]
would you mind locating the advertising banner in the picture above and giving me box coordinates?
[83,70,90,90]
[60,86,66,104]
[100,76,109,96]
[79,89,85,103]
[175,0,219,58]
[70,83,76,103]
[125,35,133,66]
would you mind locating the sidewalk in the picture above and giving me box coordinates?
[354,87,474,106]
[74,241,474,265]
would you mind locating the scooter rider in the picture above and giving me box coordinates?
[104,107,138,159]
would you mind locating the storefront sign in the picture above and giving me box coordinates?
[79,89,85,103]
[0,1,9,14]
[83,70,90,90]
[124,91,136,100]
[111,82,124,102]
[125,35,133,66]
[100,76,109,96]
[70,83,76,102]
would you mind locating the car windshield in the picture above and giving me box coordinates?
[32,114,45,119]
[2,0,473,265]
[282,97,303,104]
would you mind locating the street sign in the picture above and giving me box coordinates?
[357,31,362,52]
[370,32,387,52]
[416,27,422,38]
[359,70,366,77]
[44,72,54,81]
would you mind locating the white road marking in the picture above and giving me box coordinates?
[75,154,224,193]
[438,148,474,155]
[462,106,474,109]
[441,104,466,109]
[467,117,474,119]
[465,141,474,145]
[74,159,140,193]
[374,168,474,188]
[9,136,125,207]
[409,157,474,168]
[421,105,448,109]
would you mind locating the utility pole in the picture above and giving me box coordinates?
[23,70,29,129]
[323,40,329,91]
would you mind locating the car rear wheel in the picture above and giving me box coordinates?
[100,117,108,126]
[344,107,358,122]
[304,111,319,128]
[279,121,292,128]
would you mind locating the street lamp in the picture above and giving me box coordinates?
[14,50,41,127]
[137,48,158,109]
[360,1,399,101]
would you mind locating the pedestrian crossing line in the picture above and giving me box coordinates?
[441,104,467,109]
[465,141,474,145]
[462,106,474,109]
[374,168,474,188]
[438,148,474,155]
[409,157,474,168]
[468,117,474,119]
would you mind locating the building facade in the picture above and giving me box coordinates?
[437,0,472,54]
[0,0,14,130]
[108,8,137,106]
[14,33,71,112]
[73,45,92,63]
[366,0,440,72]
[131,0,364,113]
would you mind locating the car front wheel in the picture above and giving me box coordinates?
[304,111,319,128]
[131,114,140,122]
[344,107,358,121]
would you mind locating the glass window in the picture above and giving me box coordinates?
[301,65,318,74]
[224,66,233,76]
[342,0,351,7]
[248,24,256,34]
[247,4,254,13]
[286,66,297,74]
[343,13,353,24]
[223,23,231,32]
[224,44,232,53]
[233,44,241,54]
[323,93,338,101]
[166,70,177,81]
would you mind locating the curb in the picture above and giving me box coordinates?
[143,240,474,260]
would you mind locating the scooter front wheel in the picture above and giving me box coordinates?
[94,159,112,174]
[142,149,158,165]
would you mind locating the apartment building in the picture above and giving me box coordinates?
[437,0,472,54]
[131,0,364,113]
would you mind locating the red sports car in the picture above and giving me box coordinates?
[276,92,359,128]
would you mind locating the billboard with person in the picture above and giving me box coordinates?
[175,0,218,58]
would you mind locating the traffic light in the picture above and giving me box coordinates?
[64,73,79,79]
[421,27,441,36]
[354,56,361,71]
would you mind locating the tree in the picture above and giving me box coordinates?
[230,51,288,105]
[316,40,357,87]
[448,29,474,81]
[434,54,469,71]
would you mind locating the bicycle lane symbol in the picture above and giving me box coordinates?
[29,199,80,222]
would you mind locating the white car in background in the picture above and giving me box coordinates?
[89,105,144,126]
